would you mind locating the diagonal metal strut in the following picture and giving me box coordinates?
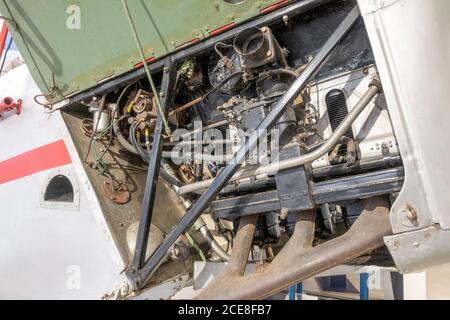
[128,58,177,281]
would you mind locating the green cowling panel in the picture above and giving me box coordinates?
[0,0,287,103]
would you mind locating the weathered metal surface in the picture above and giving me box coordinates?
[358,0,450,233]
[0,0,287,103]
[101,180,130,205]
[385,226,450,274]
[196,197,392,300]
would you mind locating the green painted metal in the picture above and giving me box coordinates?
[0,0,287,103]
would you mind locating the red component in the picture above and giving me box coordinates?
[0,23,8,58]
[134,57,157,69]
[260,0,290,14]
[0,97,22,116]
[208,22,236,37]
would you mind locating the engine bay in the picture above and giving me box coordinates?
[61,0,403,297]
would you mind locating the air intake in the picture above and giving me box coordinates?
[325,89,354,139]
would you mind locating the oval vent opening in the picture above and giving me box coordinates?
[325,89,354,139]
[44,175,74,203]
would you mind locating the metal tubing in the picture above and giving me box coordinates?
[215,156,403,196]
[195,198,392,300]
[135,6,361,288]
[128,60,177,275]
[194,217,230,262]
[178,79,381,195]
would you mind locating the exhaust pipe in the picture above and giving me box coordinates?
[195,197,392,300]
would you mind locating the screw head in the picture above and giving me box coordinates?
[406,205,418,221]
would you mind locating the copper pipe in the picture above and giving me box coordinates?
[195,197,392,300]
[169,96,205,116]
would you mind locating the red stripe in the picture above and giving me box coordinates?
[260,0,290,14]
[0,140,72,184]
[134,57,157,69]
[208,23,236,37]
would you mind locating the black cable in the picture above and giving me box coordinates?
[129,122,149,161]
[205,71,245,99]
[116,81,136,109]
[112,82,145,155]
[129,122,182,187]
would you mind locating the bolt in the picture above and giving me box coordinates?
[413,242,420,248]
[266,50,272,57]
[159,92,165,98]
[174,246,181,257]
[261,27,268,33]
[387,240,399,251]
[163,66,169,73]
[279,207,289,220]
[406,205,418,222]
